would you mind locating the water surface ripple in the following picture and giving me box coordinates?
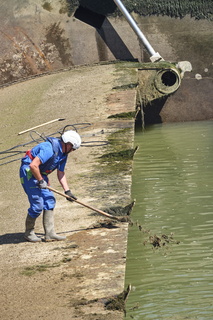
[125,121,213,320]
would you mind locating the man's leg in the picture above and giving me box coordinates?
[20,165,43,242]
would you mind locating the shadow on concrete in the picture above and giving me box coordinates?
[78,0,117,18]
[74,5,135,61]
[0,222,119,244]
[74,5,106,29]
[135,96,169,129]
[144,96,169,125]
[0,233,26,244]
[97,18,135,61]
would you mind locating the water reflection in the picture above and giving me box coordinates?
[125,121,213,320]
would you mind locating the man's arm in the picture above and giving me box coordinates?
[57,170,69,192]
[57,170,77,201]
[29,156,43,181]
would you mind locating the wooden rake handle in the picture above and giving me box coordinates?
[46,186,121,221]
[18,118,65,135]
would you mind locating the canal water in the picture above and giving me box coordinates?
[125,121,213,320]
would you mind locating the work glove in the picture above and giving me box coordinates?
[37,179,48,189]
[65,190,77,202]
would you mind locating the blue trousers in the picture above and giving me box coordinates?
[20,164,56,218]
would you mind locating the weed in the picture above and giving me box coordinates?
[42,2,53,12]
[108,111,136,119]
[62,257,72,263]
[21,263,60,276]
[100,147,138,161]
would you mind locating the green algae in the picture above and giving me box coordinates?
[100,147,138,161]
[115,61,177,71]
[66,0,213,20]
[42,2,53,12]
[105,285,131,313]
[95,128,136,178]
[98,128,134,167]
[108,111,136,119]
[112,83,138,90]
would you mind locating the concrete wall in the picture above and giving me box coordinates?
[70,14,213,123]
[0,1,212,122]
[133,15,213,123]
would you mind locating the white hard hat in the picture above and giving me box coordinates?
[61,130,81,150]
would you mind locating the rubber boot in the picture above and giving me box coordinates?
[43,210,66,242]
[24,214,41,242]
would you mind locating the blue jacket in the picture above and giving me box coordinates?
[22,137,67,175]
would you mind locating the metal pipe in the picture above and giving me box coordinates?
[113,0,163,61]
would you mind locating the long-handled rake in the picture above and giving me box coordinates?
[47,186,130,222]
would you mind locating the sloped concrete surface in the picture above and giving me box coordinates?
[0,62,137,319]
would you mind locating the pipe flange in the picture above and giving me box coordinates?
[154,68,181,94]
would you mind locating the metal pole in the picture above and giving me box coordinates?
[113,0,163,61]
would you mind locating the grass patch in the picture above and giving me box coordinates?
[21,263,60,276]
[42,1,53,11]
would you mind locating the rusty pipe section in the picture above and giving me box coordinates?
[113,0,163,62]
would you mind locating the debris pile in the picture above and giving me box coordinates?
[144,233,180,248]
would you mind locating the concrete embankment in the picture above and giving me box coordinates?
[0,62,137,319]
[0,1,212,123]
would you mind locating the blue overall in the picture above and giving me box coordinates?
[20,138,67,218]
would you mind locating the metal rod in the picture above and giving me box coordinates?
[113,0,163,61]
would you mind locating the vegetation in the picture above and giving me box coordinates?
[42,1,53,12]
[122,0,213,20]
[45,22,72,65]
[66,0,213,20]
[66,0,80,15]
[100,147,138,161]
[21,263,60,276]
[96,128,136,174]
[108,111,136,119]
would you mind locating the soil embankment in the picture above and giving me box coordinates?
[0,62,137,319]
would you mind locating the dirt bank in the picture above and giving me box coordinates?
[0,62,137,319]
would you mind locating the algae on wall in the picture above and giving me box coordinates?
[67,0,213,20]
[121,0,213,20]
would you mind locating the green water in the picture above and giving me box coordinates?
[125,121,213,320]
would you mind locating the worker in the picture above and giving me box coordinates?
[20,130,81,242]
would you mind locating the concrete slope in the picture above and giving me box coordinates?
[0,62,137,320]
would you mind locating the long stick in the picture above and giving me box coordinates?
[47,186,121,221]
[18,118,65,135]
